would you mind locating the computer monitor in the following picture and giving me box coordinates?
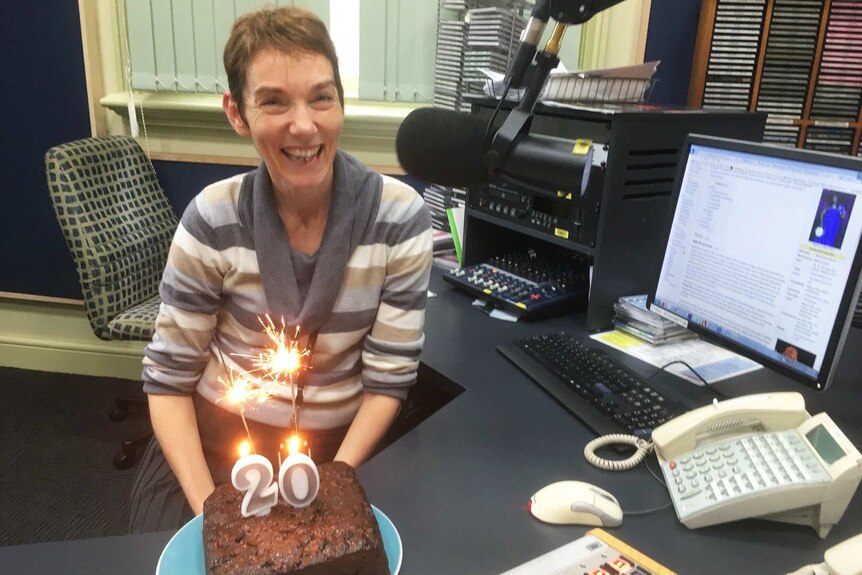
[649,135,862,391]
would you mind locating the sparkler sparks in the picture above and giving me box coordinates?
[253,315,311,382]
[216,364,271,455]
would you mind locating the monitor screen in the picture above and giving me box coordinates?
[649,135,862,391]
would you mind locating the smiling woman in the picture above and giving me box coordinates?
[224,49,345,254]
[127,5,433,535]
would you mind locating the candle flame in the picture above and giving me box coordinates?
[287,434,302,455]
[238,440,252,458]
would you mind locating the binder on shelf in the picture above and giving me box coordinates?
[446,206,465,265]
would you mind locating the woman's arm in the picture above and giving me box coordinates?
[340,180,433,466]
[142,190,232,512]
[334,392,402,468]
[148,394,215,515]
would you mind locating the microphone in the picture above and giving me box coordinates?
[396,107,593,195]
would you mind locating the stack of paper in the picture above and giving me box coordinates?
[480,61,659,105]
[613,294,695,345]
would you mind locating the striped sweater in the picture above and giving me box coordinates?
[142,152,433,430]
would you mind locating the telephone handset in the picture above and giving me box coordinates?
[785,532,862,575]
[651,392,862,538]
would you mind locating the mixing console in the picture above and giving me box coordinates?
[443,249,589,319]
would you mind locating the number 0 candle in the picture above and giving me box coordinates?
[278,434,320,508]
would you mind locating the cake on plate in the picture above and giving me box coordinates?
[203,461,389,575]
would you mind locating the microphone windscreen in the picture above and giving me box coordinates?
[396,108,489,187]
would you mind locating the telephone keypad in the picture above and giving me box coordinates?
[663,429,832,517]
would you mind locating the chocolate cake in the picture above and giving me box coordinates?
[203,461,389,575]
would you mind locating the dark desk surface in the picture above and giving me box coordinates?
[2,269,861,574]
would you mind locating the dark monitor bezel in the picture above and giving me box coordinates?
[647,134,862,391]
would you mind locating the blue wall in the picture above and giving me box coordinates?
[643,0,702,106]
[154,161,249,217]
[1,2,702,300]
[0,1,91,298]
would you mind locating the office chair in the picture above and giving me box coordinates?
[45,135,178,469]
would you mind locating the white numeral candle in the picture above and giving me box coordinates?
[231,443,279,518]
[279,435,320,508]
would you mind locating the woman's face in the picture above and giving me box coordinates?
[228,48,344,199]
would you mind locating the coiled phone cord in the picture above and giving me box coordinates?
[584,434,654,471]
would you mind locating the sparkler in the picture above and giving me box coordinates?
[252,315,311,436]
[215,348,275,454]
[220,315,313,460]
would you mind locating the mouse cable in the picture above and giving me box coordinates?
[584,435,675,515]
[643,452,666,487]
[584,434,653,471]
[784,563,830,575]
[621,499,673,516]
[620,451,674,516]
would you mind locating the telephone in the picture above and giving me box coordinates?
[785,532,862,575]
[651,392,862,538]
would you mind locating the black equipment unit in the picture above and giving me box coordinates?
[442,247,590,320]
[462,98,767,331]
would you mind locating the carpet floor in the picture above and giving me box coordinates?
[0,367,150,546]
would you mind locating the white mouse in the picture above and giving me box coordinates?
[528,481,623,527]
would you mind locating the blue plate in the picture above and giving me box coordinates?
[157,505,402,575]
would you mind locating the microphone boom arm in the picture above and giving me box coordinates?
[486,0,629,180]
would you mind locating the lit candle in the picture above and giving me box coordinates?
[231,441,279,518]
[278,434,320,508]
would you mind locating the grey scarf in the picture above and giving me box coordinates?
[237,151,382,336]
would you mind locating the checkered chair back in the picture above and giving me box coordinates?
[45,136,178,341]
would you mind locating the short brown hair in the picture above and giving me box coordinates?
[223,6,344,118]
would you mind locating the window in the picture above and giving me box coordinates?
[122,0,433,104]
[81,0,651,170]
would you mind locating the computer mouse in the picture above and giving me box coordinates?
[528,480,623,527]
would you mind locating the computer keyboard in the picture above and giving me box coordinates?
[498,332,688,439]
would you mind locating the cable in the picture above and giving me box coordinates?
[584,436,674,516]
[648,360,728,400]
[643,452,666,488]
[584,434,653,471]
[483,77,513,148]
[620,456,673,516]
[784,563,829,575]
[622,499,673,516]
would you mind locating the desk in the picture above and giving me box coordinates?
[2,269,861,574]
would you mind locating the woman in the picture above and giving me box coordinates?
[129,6,432,532]
[815,194,846,248]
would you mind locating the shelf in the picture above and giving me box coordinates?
[689,0,862,156]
